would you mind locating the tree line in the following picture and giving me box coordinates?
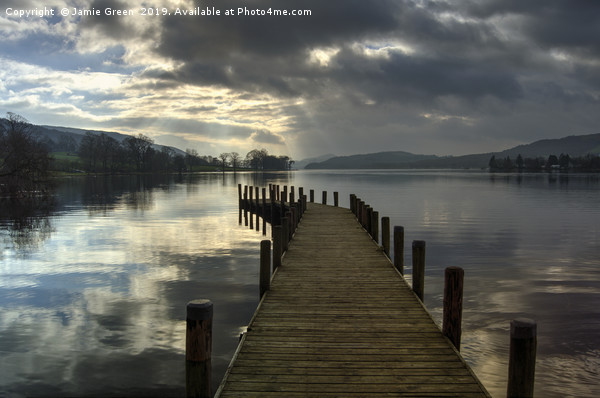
[489,153,600,172]
[1,112,294,196]
[77,133,293,173]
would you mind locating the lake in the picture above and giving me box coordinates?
[1,170,599,397]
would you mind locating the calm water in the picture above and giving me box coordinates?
[1,171,599,397]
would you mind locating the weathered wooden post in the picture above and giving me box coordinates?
[333,192,339,207]
[310,189,314,203]
[394,226,404,274]
[243,186,248,226]
[283,186,288,204]
[507,318,537,398]
[249,187,254,229]
[350,194,356,214]
[282,216,289,252]
[273,225,282,270]
[290,207,297,233]
[285,211,293,240]
[371,210,379,242]
[260,240,271,298]
[443,266,464,350]
[299,187,304,199]
[276,184,280,201]
[290,191,295,206]
[322,191,327,205]
[255,187,260,231]
[238,184,243,224]
[366,206,372,235]
[186,299,213,398]
[262,188,267,235]
[412,240,426,301]
[382,217,390,256]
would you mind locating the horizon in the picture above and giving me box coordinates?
[2,1,599,159]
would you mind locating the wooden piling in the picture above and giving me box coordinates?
[443,266,464,350]
[262,188,267,234]
[350,194,356,214]
[371,210,379,243]
[282,216,289,252]
[283,186,288,204]
[322,191,327,205]
[310,189,314,203]
[186,299,213,398]
[394,226,404,274]
[412,240,426,301]
[243,187,248,226]
[260,240,271,298]
[382,217,390,256]
[334,192,339,207]
[507,318,537,398]
[249,187,254,229]
[273,226,282,270]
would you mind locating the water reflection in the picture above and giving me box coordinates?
[0,197,56,251]
[1,170,598,397]
[0,173,275,397]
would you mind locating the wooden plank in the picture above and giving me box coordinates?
[216,202,490,397]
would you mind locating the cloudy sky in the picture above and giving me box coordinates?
[1,0,599,160]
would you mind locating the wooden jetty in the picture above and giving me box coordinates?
[214,189,492,397]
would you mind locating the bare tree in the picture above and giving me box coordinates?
[0,113,51,195]
[230,152,241,172]
[219,152,230,173]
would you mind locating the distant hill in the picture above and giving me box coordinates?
[294,154,336,169]
[304,133,600,169]
[37,124,187,156]
[305,151,438,169]
[0,118,186,156]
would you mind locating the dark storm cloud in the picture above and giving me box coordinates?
[149,0,537,104]
[79,0,134,38]
[463,0,600,56]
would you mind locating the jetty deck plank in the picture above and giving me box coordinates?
[217,203,490,397]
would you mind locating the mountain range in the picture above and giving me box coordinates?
[303,133,600,169]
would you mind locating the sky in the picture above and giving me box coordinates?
[1,0,599,160]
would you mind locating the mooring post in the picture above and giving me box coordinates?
[371,211,379,243]
[350,194,356,214]
[443,266,464,350]
[260,240,271,298]
[382,217,390,256]
[262,188,267,235]
[249,187,254,229]
[366,206,372,235]
[285,211,293,240]
[507,318,537,398]
[186,299,213,398]
[334,192,339,207]
[290,207,297,233]
[238,184,242,225]
[412,240,426,301]
[310,189,314,203]
[283,186,288,204]
[255,187,260,231]
[243,187,248,226]
[273,225,282,270]
[276,185,280,201]
[394,226,405,274]
[322,191,327,205]
[282,216,289,252]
